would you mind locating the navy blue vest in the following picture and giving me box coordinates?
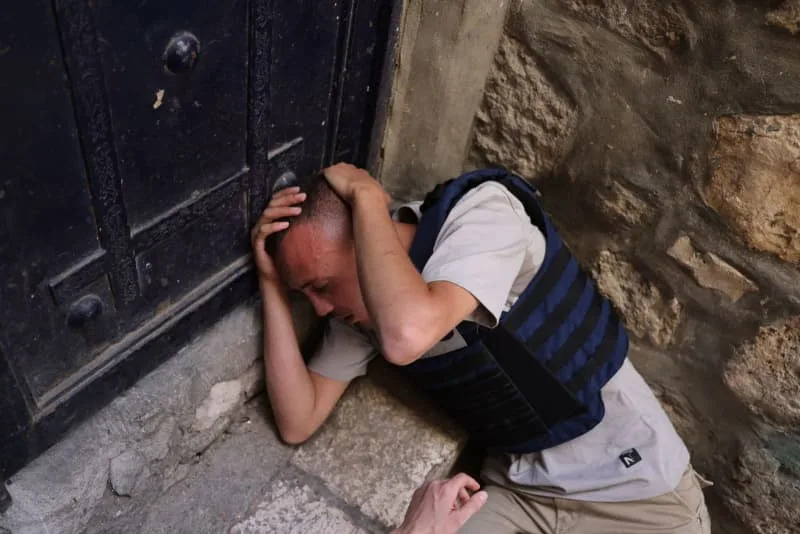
[405,168,629,454]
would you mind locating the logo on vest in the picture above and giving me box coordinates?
[619,448,642,468]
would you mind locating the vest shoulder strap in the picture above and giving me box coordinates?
[409,168,540,271]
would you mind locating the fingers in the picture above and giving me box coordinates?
[268,188,306,208]
[444,473,481,496]
[451,490,488,528]
[253,188,305,232]
[439,473,481,517]
[271,185,301,198]
[452,486,469,511]
[250,221,290,251]
[261,205,302,221]
[457,487,470,507]
[252,220,290,239]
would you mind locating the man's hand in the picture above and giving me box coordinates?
[392,474,488,534]
[250,186,306,284]
[323,162,390,206]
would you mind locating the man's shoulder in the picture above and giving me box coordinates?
[455,180,517,206]
[440,181,528,228]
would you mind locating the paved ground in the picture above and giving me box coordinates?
[0,303,466,534]
[84,397,385,534]
[82,371,466,534]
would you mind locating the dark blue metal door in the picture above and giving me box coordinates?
[0,0,392,488]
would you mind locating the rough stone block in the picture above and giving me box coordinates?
[132,401,294,534]
[561,0,694,51]
[140,415,177,462]
[592,250,682,347]
[162,463,191,493]
[291,375,466,528]
[0,409,125,534]
[229,476,369,534]
[194,379,245,431]
[766,1,800,34]
[667,235,758,302]
[0,303,268,533]
[240,359,266,400]
[471,34,577,180]
[595,180,653,227]
[724,439,800,534]
[109,449,147,497]
[767,432,800,480]
[106,304,262,431]
[179,415,234,461]
[704,114,800,264]
[723,317,800,428]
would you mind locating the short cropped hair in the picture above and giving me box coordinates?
[265,172,351,259]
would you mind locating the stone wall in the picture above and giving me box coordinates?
[378,1,800,533]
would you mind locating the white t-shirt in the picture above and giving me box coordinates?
[308,182,689,502]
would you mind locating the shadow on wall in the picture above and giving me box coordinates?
[378,1,800,533]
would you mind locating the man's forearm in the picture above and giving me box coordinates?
[350,188,434,361]
[259,279,318,443]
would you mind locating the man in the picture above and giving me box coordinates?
[250,163,711,533]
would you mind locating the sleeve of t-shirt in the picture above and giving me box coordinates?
[307,319,377,382]
[421,182,531,327]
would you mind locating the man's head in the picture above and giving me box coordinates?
[267,173,369,325]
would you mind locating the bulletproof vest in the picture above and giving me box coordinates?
[405,168,629,454]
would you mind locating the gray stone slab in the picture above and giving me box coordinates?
[109,449,148,497]
[1,305,264,534]
[132,399,294,534]
[229,475,369,534]
[291,367,466,528]
[0,406,127,534]
[1,299,322,534]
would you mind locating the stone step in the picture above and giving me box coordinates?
[289,360,467,529]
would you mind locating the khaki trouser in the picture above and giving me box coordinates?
[460,466,712,534]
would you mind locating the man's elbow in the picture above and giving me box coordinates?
[276,421,315,446]
[380,323,429,366]
[279,429,310,446]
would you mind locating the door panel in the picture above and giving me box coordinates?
[0,0,393,485]
[0,0,111,403]
[269,0,342,177]
[134,194,248,306]
[92,0,250,228]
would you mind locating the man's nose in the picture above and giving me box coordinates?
[307,293,334,317]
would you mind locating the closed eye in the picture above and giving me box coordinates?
[311,281,328,293]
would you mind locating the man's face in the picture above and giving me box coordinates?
[277,222,370,327]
